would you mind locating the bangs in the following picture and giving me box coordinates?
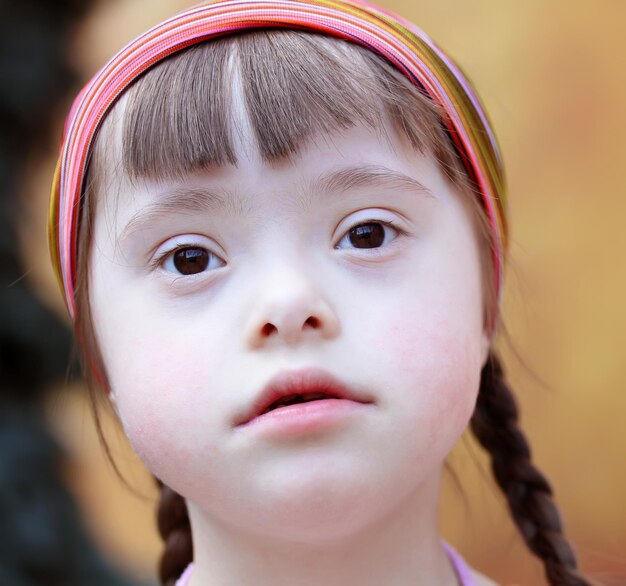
[117,29,458,182]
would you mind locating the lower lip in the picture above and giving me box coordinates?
[236,399,373,438]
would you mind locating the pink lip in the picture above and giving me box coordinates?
[233,367,375,429]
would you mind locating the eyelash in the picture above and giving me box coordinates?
[335,219,404,252]
[152,219,405,274]
[150,243,221,273]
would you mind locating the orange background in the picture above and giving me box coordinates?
[20,1,626,584]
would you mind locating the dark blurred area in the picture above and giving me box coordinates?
[0,1,143,584]
[0,0,80,397]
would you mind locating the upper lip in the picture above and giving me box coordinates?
[233,367,374,427]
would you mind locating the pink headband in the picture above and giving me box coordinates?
[49,0,507,331]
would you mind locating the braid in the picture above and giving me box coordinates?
[470,352,591,586]
[155,480,193,586]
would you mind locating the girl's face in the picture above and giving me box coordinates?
[90,113,489,540]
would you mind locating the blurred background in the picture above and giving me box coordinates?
[5,0,625,584]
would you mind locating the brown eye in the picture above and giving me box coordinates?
[172,247,210,275]
[348,223,385,248]
[336,221,399,251]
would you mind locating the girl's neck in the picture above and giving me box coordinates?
[186,476,461,586]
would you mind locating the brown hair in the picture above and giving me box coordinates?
[76,30,589,586]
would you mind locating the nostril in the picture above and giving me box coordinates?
[305,316,320,328]
[261,323,277,336]
[257,316,322,341]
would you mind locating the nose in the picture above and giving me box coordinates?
[244,264,340,349]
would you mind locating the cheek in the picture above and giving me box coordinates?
[376,303,483,450]
[104,320,226,478]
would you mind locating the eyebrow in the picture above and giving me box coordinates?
[119,164,434,241]
[317,164,434,199]
[119,186,229,243]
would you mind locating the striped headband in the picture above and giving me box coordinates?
[49,0,507,330]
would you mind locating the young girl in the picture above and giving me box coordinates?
[49,1,591,584]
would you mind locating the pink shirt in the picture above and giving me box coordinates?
[175,542,476,585]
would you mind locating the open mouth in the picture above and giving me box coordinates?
[262,392,338,415]
[233,368,375,428]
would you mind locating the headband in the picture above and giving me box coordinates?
[49,0,507,330]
